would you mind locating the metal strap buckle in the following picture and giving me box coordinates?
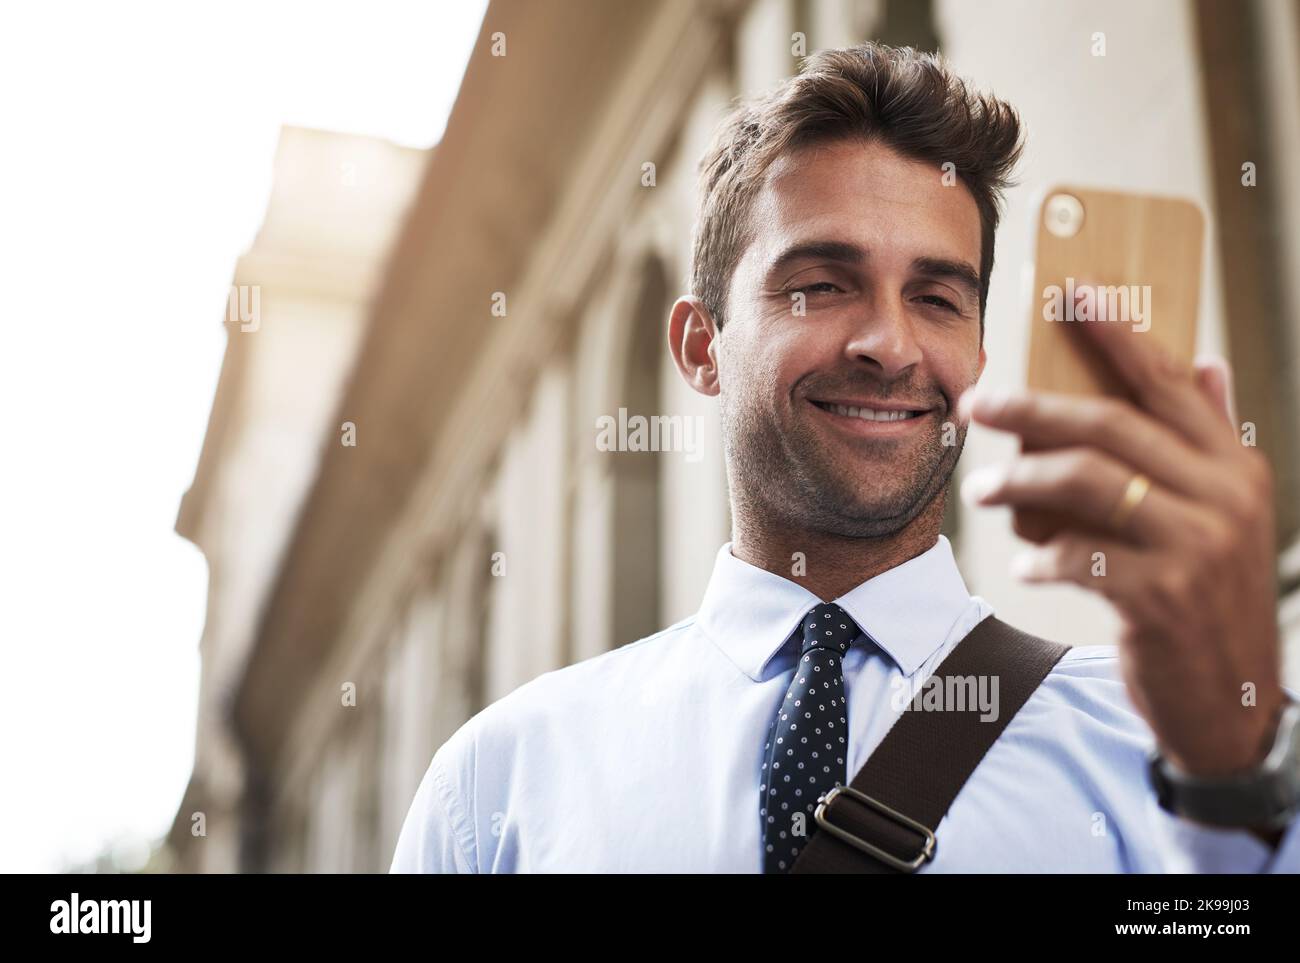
[813,785,937,872]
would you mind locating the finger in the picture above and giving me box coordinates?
[1193,354,1238,430]
[1007,533,1183,629]
[1071,286,1239,457]
[961,446,1213,549]
[959,387,1231,507]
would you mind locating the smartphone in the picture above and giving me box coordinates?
[1025,185,1205,397]
[1018,186,1205,540]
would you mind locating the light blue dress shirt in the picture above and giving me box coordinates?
[390,534,1300,873]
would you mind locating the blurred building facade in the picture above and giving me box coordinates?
[169,0,1300,872]
[168,125,426,871]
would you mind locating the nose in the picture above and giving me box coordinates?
[843,293,923,378]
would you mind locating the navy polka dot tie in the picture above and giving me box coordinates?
[760,602,859,873]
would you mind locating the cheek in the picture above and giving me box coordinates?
[768,333,831,401]
[730,316,808,388]
[919,333,982,398]
[717,330,783,412]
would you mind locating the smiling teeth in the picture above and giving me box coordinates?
[826,403,918,421]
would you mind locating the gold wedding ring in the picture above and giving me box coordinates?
[1109,472,1151,532]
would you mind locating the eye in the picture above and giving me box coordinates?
[792,282,842,295]
[916,294,959,312]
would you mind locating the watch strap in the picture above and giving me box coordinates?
[1149,700,1300,829]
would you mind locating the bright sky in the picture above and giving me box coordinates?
[0,0,486,872]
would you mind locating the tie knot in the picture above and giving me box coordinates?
[800,602,859,656]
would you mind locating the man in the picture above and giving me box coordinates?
[390,42,1299,873]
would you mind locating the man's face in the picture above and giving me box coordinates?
[715,138,987,537]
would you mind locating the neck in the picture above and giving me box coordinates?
[730,487,950,601]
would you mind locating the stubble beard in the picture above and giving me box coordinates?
[722,386,966,540]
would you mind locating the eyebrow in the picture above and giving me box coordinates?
[764,241,981,302]
[911,256,982,302]
[764,240,866,278]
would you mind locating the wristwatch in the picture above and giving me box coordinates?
[1148,700,1300,830]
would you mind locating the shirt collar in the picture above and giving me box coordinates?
[695,534,975,681]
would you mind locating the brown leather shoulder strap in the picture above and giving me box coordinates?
[791,615,1070,874]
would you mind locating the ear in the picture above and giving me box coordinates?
[975,342,987,383]
[668,296,721,397]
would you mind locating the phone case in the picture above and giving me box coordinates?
[1026,185,1204,397]
[1018,186,1205,541]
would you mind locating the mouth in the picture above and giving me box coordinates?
[806,398,936,437]
[808,398,932,421]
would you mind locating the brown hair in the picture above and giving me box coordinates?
[690,42,1024,333]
